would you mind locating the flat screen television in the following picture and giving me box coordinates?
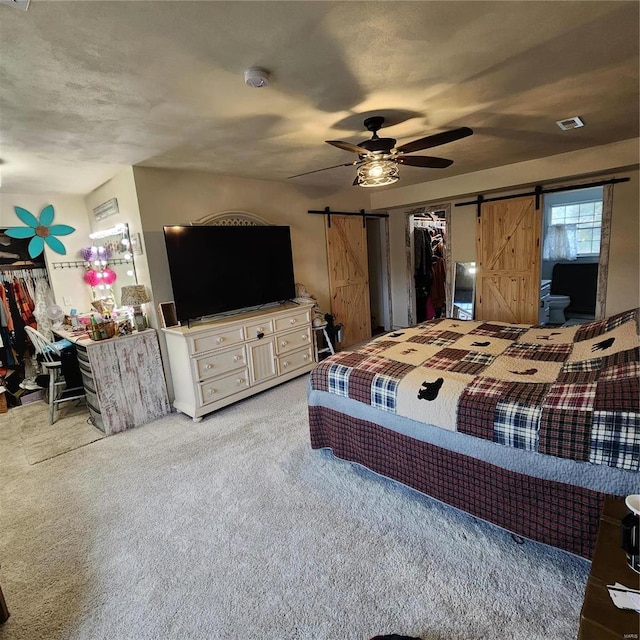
[163,225,297,323]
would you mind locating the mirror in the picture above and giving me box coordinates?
[452,262,476,319]
[85,223,138,307]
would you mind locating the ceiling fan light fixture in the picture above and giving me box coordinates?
[356,159,399,187]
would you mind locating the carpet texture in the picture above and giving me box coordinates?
[15,400,104,465]
[0,376,589,640]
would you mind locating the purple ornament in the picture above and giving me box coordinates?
[80,246,98,262]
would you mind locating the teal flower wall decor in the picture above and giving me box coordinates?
[5,204,75,258]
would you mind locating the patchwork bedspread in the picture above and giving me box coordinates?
[310,309,640,471]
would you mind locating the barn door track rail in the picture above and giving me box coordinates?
[455,176,630,217]
[308,206,388,228]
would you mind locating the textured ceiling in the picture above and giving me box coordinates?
[0,1,638,196]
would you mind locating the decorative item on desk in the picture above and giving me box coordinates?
[121,284,150,332]
[117,319,134,336]
[88,317,117,341]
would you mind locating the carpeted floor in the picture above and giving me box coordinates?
[0,376,589,640]
[15,400,104,465]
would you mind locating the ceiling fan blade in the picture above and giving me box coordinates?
[287,161,359,179]
[396,155,453,169]
[395,127,473,154]
[325,140,372,155]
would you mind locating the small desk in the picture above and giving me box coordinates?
[578,498,640,639]
[54,328,170,436]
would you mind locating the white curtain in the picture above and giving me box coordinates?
[543,224,578,261]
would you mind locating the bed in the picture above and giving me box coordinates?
[308,308,640,559]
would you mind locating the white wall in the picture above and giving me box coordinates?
[0,193,93,314]
[83,167,151,302]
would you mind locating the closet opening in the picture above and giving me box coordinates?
[1,229,53,408]
[405,204,451,326]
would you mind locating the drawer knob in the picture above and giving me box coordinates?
[233,355,241,362]
[205,363,213,370]
[302,334,308,340]
[303,354,310,360]
[283,361,289,367]
[216,337,224,344]
[290,318,296,324]
[257,327,263,332]
[237,378,245,384]
[281,341,288,347]
[208,389,215,395]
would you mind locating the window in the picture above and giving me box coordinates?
[548,199,602,256]
[543,186,603,260]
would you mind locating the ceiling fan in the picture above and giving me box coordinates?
[288,116,473,187]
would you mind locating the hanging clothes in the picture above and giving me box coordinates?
[414,227,435,323]
[430,256,447,314]
[33,278,55,341]
[3,281,25,366]
[13,277,36,329]
[0,269,49,367]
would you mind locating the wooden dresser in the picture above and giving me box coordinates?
[162,302,315,421]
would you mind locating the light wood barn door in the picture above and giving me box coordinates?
[475,195,541,324]
[326,215,371,348]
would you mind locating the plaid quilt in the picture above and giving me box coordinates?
[310,309,640,471]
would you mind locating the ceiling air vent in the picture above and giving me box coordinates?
[0,0,30,9]
[556,116,584,131]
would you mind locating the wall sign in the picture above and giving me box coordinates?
[93,198,119,221]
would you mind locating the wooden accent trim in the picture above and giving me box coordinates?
[445,206,454,318]
[383,216,393,330]
[596,184,613,320]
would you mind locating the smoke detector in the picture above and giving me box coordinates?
[0,0,30,10]
[556,116,584,131]
[244,67,270,89]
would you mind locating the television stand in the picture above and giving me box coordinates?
[162,302,315,421]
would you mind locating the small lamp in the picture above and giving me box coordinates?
[120,284,151,332]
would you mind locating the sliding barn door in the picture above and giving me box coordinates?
[326,215,371,348]
[475,196,541,324]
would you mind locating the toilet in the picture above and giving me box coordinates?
[548,294,571,324]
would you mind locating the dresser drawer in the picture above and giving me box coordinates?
[278,346,314,375]
[274,310,310,333]
[80,370,97,394]
[276,327,312,355]
[244,318,274,340]
[189,326,244,355]
[195,345,246,381]
[84,387,101,414]
[198,368,250,406]
[87,403,105,433]
[76,346,90,366]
